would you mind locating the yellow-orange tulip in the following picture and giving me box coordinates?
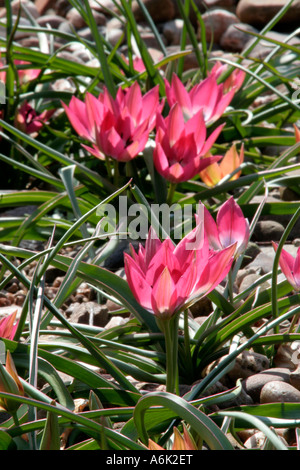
[0,351,24,414]
[148,425,197,450]
[199,144,244,187]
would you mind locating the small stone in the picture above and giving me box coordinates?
[241,241,261,268]
[279,186,299,202]
[252,220,285,243]
[236,0,300,27]
[289,361,300,390]
[199,8,240,44]
[273,343,298,370]
[227,350,270,382]
[244,31,300,60]
[132,0,175,23]
[35,0,57,15]
[104,316,127,329]
[235,267,256,288]
[53,0,70,16]
[37,14,66,29]
[244,250,274,275]
[45,267,66,284]
[65,302,109,327]
[260,380,300,403]
[138,24,167,49]
[203,0,236,7]
[52,277,65,288]
[243,430,288,449]
[1,0,39,19]
[66,7,87,29]
[106,299,122,312]
[0,296,10,307]
[88,0,118,14]
[243,431,267,449]
[163,19,190,45]
[220,22,258,52]
[105,27,125,47]
[238,272,262,293]
[243,367,291,402]
[14,293,26,306]
[189,296,212,317]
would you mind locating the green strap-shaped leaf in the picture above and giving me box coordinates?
[214,411,288,450]
[133,391,234,449]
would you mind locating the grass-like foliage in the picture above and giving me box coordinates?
[0,0,299,451]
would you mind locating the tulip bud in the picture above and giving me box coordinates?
[39,401,61,450]
[0,351,24,414]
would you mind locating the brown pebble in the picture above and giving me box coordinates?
[0,297,11,307]
[260,380,300,404]
[243,367,291,403]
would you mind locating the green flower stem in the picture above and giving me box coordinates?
[156,314,179,395]
[11,411,20,428]
[113,159,120,187]
[227,267,234,304]
[105,156,112,180]
[166,182,177,205]
[183,309,193,371]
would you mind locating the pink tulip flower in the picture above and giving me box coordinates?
[0,59,40,84]
[14,60,41,83]
[272,242,300,291]
[210,61,246,94]
[62,82,164,162]
[0,310,19,340]
[164,70,241,125]
[124,222,236,319]
[201,196,250,258]
[14,101,54,137]
[199,144,244,187]
[153,102,224,183]
[122,56,146,73]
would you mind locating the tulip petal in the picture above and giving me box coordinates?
[0,310,18,340]
[165,74,192,120]
[124,254,153,311]
[190,243,235,303]
[151,266,176,318]
[273,242,300,291]
[293,247,300,287]
[202,204,222,251]
[217,196,249,254]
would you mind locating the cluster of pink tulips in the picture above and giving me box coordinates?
[63,65,245,183]
[125,197,249,320]
[124,196,249,393]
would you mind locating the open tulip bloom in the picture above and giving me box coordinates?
[210,61,246,94]
[0,58,41,85]
[124,222,236,320]
[153,103,224,184]
[164,70,241,126]
[62,82,163,162]
[15,101,54,137]
[201,196,250,259]
[272,242,300,291]
[124,214,236,393]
